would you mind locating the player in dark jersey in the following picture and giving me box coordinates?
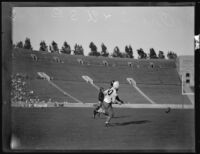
[93,87,104,118]
[93,80,115,118]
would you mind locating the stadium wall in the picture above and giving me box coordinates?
[11,49,191,105]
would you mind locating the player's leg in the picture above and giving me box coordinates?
[93,109,97,119]
[98,101,103,117]
[97,101,106,114]
[97,101,109,119]
[105,104,114,127]
[93,102,100,119]
[93,101,103,118]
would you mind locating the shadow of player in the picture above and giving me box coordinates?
[110,120,151,126]
[98,115,130,119]
[113,115,131,119]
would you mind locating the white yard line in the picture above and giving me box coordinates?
[58,103,194,109]
[12,102,194,109]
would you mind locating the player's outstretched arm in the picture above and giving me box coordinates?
[112,99,123,105]
[116,96,124,104]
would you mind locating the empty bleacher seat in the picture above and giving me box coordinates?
[103,60,108,66]
[128,62,132,67]
[186,79,190,84]
[13,48,188,104]
[135,62,140,68]
[112,63,116,67]
[186,73,190,77]
[53,57,63,63]
[31,54,38,61]
[150,62,154,68]
[77,59,84,65]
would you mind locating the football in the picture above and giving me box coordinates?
[165,107,171,113]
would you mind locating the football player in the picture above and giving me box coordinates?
[101,81,124,127]
[93,87,104,118]
[93,80,116,118]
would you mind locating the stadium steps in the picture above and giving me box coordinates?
[12,49,190,105]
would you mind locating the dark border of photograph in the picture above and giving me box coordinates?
[2,1,199,153]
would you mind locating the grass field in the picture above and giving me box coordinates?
[11,107,195,152]
[10,49,195,152]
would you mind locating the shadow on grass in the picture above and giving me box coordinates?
[98,115,130,119]
[113,115,131,119]
[110,120,151,126]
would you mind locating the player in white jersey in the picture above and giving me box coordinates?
[101,81,124,127]
[93,80,115,118]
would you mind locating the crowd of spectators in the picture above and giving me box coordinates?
[11,73,41,107]
[11,73,65,107]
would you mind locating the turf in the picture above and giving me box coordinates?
[11,107,195,152]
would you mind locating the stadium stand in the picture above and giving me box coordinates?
[12,48,191,105]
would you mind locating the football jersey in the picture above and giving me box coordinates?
[103,87,118,104]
